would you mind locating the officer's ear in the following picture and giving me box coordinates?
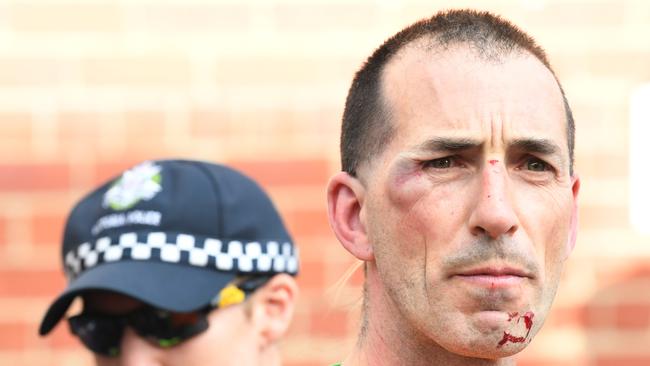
[249,274,298,347]
[327,172,374,261]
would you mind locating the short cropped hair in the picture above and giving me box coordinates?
[341,9,575,177]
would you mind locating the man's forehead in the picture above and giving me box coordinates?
[382,42,562,107]
[379,43,567,153]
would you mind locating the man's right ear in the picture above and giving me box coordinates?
[326,172,374,261]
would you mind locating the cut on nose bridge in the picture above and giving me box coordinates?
[481,160,508,197]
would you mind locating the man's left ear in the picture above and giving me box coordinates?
[250,274,298,347]
[567,174,581,253]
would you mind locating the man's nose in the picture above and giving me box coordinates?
[117,327,163,366]
[468,161,519,239]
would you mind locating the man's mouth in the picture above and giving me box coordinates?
[451,266,533,289]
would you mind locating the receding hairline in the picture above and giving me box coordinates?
[379,35,563,110]
[353,37,570,178]
[341,10,576,180]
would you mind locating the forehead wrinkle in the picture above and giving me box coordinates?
[491,110,501,152]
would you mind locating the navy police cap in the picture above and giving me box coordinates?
[39,159,298,335]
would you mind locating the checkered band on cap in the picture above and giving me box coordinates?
[64,232,299,279]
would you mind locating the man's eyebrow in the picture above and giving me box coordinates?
[415,137,483,152]
[508,138,561,156]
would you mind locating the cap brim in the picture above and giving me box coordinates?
[39,261,235,335]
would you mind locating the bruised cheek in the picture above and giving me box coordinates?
[386,162,432,212]
[385,166,448,245]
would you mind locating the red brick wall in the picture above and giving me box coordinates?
[0,1,648,365]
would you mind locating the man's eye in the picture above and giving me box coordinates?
[526,158,549,172]
[424,157,454,169]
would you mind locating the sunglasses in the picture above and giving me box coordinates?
[68,277,269,357]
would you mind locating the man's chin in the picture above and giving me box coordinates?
[437,309,538,359]
[472,310,512,333]
[440,330,530,361]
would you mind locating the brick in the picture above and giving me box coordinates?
[555,52,650,81]
[572,100,627,126]
[0,142,33,165]
[309,307,349,337]
[0,298,55,323]
[189,109,231,137]
[32,215,65,247]
[296,259,326,290]
[119,144,186,164]
[10,3,122,32]
[0,350,95,366]
[0,112,32,141]
[83,57,190,86]
[627,265,650,279]
[546,305,584,328]
[285,361,325,366]
[214,108,294,137]
[521,2,625,28]
[0,319,79,351]
[285,299,310,336]
[519,360,581,366]
[0,323,28,349]
[129,4,250,32]
[285,209,331,238]
[227,160,330,187]
[347,263,364,287]
[582,303,616,329]
[0,270,65,297]
[42,322,79,349]
[0,164,70,191]
[594,273,650,298]
[596,261,650,286]
[579,205,628,230]
[234,108,340,136]
[0,218,5,247]
[273,3,378,31]
[595,357,650,366]
[616,303,650,329]
[0,59,65,86]
[324,257,365,288]
[56,111,102,141]
[576,153,628,179]
[572,122,627,156]
[190,107,340,141]
[124,110,167,141]
[215,57,352,86]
